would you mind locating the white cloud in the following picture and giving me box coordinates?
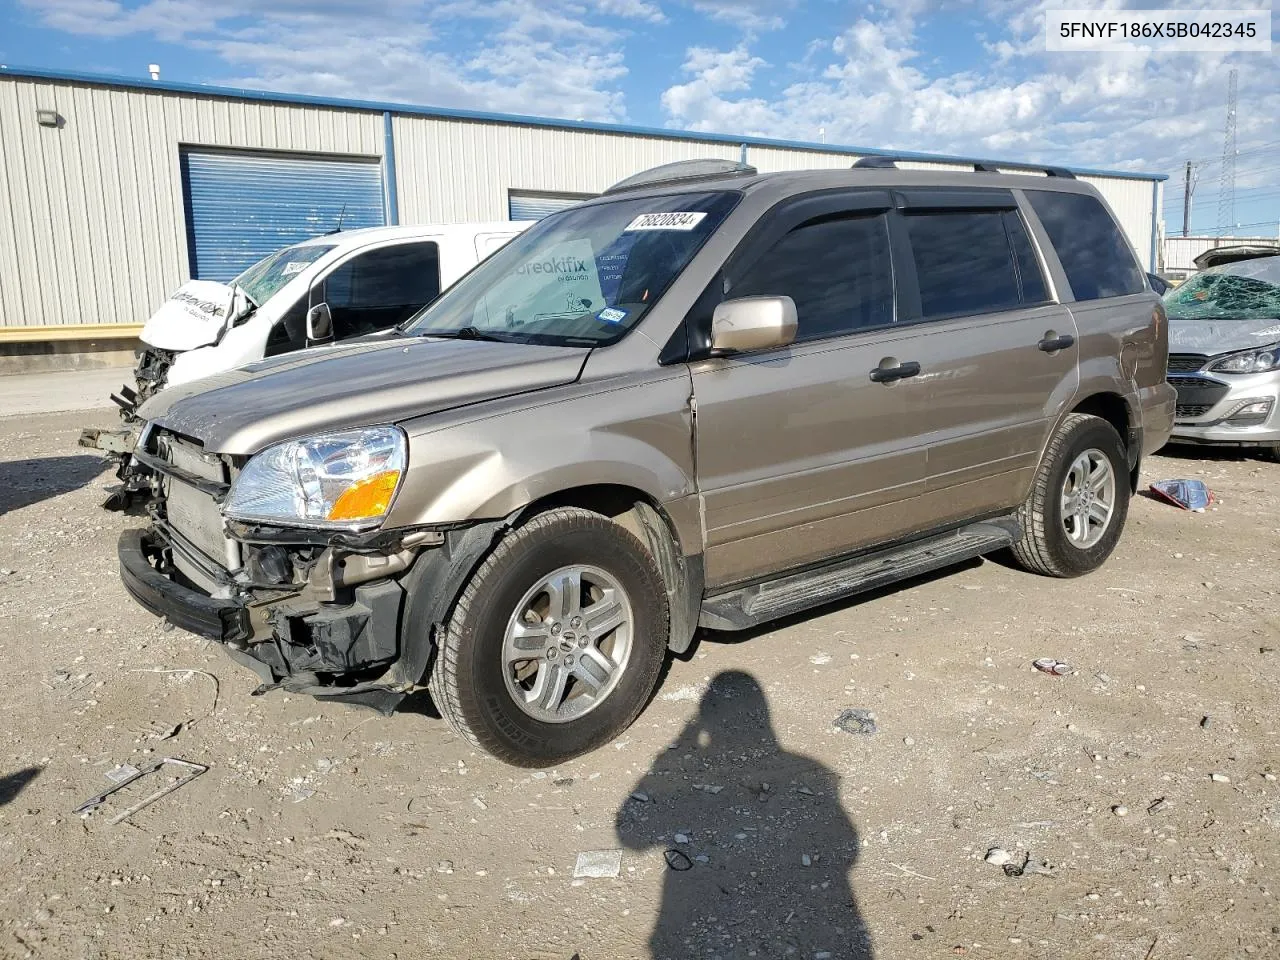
[18,0,635,120]
[688,0,789,33]
[658,9,1280,181]
[592,0,666,22]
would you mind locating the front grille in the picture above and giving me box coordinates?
[1167,353,1209,373]
[1166,374,1228,421]
[1176,403,1214,419]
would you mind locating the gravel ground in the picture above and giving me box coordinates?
[1,407,1277,960]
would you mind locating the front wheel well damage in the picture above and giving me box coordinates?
[517,485,702,655]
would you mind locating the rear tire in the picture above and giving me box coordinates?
[1008,413,1130,578]
[1259,445,1280,464]
[428,507,669,767]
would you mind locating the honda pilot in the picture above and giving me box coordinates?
[117,158,1175,766]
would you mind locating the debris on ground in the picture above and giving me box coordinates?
[103,764,140,784]
[1147,797,1168,815]
[1032,658,1075,676]
[984,847,1013,867]
[663,849,693,871]
[74,758,208,825]
[1149,479,1214,511]
[1112,804,1129,817]
[572,850,622,879]
[1002,853,1055,878]
[834,708,878,735]
[1210,772,1230,783]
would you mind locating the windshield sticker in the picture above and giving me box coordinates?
[624,211,708,232]
[597,307,628,324]
[281,261,310,277]
[472,238,605,329]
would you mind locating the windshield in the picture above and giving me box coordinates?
[234,244,336,307]
[1163,256,1280,321]
[404,191,740,345]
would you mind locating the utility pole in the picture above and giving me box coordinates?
[1182,161,1193,237]
[1216,68,1238,235]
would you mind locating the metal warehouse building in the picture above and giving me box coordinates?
[0,66,1167,371]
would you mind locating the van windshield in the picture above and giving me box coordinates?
[404,191,739,345]
[1163,256,1280,321]
[235,244,335,307]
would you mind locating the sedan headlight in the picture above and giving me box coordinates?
[1208,343,1280,374]
[223,427,406,528]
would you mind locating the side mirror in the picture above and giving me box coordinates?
[306,302,333,342]
[709,296,798,356]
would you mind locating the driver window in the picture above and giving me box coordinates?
[732,214,894,341]
[322,242,441,340]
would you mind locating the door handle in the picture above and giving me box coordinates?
[869,361,921,384]
[1038,333,1075,353]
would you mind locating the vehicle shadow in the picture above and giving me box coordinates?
[0,455,107,514]
[617,670,874,959]
[0,766,41,807]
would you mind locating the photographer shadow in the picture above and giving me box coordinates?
[617,670,874,959]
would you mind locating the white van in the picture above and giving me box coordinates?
[82,222,528,498]
[130,222,529,400]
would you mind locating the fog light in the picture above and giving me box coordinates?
[1226,398,1273,426]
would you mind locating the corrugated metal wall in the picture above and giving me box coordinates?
[1164,234,1280,271]
[0,73,1163,331]
[392,116,743,222]
[0,77,381,328]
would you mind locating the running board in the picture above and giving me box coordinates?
[698,518,1020,631]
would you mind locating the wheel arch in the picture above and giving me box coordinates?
[1069,391,1141,490]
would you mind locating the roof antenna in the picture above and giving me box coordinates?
[327,203,348,235]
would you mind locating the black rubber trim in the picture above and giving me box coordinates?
[118,529,251,644]
[131,448,230,500]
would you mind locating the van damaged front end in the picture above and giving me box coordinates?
[117,423,505,713]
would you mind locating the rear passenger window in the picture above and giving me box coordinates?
[732,214,893,341]
[906,212,1022,318]
[1025,191,1144,300]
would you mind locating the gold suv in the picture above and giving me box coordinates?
[119,158,1175,765]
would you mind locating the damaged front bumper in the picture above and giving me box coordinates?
[118,515,506,714]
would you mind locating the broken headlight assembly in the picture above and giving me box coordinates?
[222,426,406,530]
[1207,343,1280,375]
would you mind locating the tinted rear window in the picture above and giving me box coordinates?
[1026,191,1144,301]
[906,211,1022,318]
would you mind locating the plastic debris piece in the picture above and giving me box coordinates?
[1149,479,1213,511]
[985,847,1013,866]
[104,764,141,784]
[1147,797,1168,815]
[1033,658,1075,676]
[573,849,622,879]
[834,708,877,735]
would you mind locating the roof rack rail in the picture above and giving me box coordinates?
[605,158,758,195]
[852,155,1075,179]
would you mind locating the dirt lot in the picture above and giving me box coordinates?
[1,406,1277,960]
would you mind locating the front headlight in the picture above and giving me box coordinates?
[223,426,406,528]
[1208,343,1280,374]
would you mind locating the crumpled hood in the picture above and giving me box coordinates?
[1167,315,1280,355]
[138,336,590,454]
[140,280,238,352]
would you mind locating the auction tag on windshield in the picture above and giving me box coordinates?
[624,211,707,232]
[281,261,310,277]
[597,307,628,324]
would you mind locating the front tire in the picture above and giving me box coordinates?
[1008,413,1131,578]
[428,507,669,766]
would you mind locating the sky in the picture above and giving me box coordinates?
[2,0,1278,238]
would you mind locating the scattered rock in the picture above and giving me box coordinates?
[1112,805,1129,817]
[629,791,650,803]
[801,854,812,867]
[1200,716,1211,729]
[673,833,690,844]
[1211,773,1230,783]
